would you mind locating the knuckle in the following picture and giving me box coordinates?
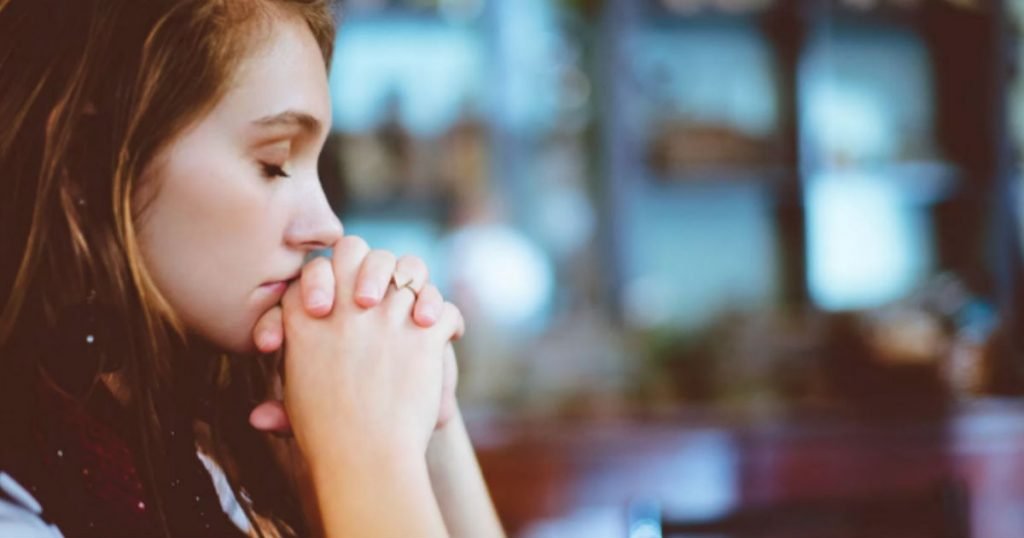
[371,249,397,268]
[304,258,331,282]
[310,255,332,272]
[281,284,302,308]
[254,315,272,333]
[440,302,458,321]
[399,255,427,273]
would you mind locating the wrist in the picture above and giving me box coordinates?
[426,407,467,475]
[309,443,446,538]
[308,437,425,486]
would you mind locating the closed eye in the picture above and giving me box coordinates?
[259,162,290,179]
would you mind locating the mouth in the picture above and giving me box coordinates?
[260,270,302,290]
[263,269,301,286]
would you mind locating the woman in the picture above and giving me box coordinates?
[0,0,504,536]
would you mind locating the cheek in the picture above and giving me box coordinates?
[136,157,285,352]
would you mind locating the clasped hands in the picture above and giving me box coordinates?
[245,236,463,455]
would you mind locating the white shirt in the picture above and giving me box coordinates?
[0,472,61,538]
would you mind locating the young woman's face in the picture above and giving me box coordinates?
[135,13,342,354]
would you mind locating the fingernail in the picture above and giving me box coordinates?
[258,331,277,350]
[308,290,330,309]
[250,411,273,429]
[420,303,440,323]
[356,283,380,302]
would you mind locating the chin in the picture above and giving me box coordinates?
[227,324,266,355]
[183,302,272,356]
[189,322,260,357]
[226,338,260,356]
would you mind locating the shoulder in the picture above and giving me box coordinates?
[0,472,63,538]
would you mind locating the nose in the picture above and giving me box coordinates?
[284,180,343,252]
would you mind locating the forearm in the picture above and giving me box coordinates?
[426,409,506,538]
[309,445,448,538]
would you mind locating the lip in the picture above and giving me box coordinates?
[257,280,289,299]
[261,270,301,288]
[256,270,302,305]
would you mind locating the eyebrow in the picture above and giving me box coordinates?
[250,110,324,136]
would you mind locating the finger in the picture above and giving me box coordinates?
[444,302,467,341]
[413,284,444,327]
[300,256,335,317]
[437,393,456,427]
[436,343,459,430]
[354,249,398,308]
[252,305,283,353]
[382,279,418,322]
[392,255,429,295]
[331,235,371,307]
[249,400,293,435]
[432,302,467,343]
[281,278,305,320]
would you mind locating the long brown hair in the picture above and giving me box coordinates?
[0,0,336,535]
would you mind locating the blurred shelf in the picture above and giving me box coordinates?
[632,160,960,204]
[802,0,990,23]
[642,165,794,193]
[341,195,450,221]
[638,0,780,21]
[629,0,990,26]
[805,160,962,205]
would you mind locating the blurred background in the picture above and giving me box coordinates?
[322,0,1024,536]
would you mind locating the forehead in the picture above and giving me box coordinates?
[207,12,332,136]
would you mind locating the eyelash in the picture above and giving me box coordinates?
[259,162,290,179]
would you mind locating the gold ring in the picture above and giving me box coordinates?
[390,275,418,298]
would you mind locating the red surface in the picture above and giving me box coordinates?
[470,402,1024,538]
